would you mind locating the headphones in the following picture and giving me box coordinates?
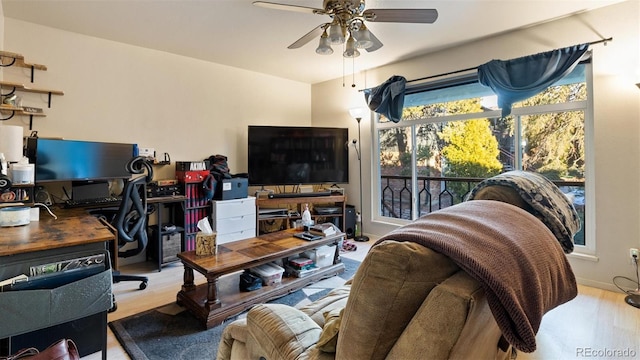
[0,174,11,192]
[202,173,216,201]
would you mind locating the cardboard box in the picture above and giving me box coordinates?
[215,177,248,200]
[195,232,217,256]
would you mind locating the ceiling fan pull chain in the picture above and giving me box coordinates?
[342,46,346,87]
[352,56,356,88]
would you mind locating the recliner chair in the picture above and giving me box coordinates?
[111,156,152,291]
[217,171,581,360]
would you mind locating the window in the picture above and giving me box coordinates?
[373,61,592,252]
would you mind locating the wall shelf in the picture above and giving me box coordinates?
[0,52,64,130]
[0,105,46,130]
[0,80,64,107]
[0,51,47,83]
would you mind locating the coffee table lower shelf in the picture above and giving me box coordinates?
[177,262,345,329]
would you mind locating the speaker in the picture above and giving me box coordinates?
[0,174,11,192]
[344,204,356,239]
[34,186,52,206]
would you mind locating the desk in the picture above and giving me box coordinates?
[0,213,113,257]
[147,195,187,271]
[0,212,114,360]
[57,195,187,272]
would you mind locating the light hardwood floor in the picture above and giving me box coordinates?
[86,239,640,360]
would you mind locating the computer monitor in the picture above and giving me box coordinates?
[26,138,135,183]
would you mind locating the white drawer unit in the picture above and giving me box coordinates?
[211,196,256,245]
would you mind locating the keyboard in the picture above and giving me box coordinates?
[64,196,122,208]
[268,191,332,199]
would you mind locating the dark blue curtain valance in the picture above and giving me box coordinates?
[363,75,407,123]
[478,44,589,117]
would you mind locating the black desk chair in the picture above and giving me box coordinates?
[111,156,152,291]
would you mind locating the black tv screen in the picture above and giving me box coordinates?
[248,126,349,186]
[26,138,135,182]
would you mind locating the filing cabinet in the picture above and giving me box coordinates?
[210,196,256,245]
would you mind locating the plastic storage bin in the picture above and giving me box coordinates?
[303,244,336,269]
[250,262,285,286]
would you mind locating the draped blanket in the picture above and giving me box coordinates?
[375,200,577,353]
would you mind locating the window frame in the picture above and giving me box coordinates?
[371,61,596,257]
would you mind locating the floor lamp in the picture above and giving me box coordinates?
[349,108,369,242]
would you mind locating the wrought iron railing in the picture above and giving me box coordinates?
[380,175,586,245]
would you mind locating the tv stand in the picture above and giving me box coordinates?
[267,190,332,199]
[256,194,346,234]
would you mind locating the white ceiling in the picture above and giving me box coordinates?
[1,0,625,84]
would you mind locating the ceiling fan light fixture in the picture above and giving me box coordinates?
[328,21,346,45]
[343,36,360,58]
[352,23,373,49]
[316,30,334,55]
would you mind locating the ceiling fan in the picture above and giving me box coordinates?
[252,0,438,58]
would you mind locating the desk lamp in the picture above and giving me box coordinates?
[349,107,369,242]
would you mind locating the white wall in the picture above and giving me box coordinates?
[2,18,312,184]
[311,0,640,291]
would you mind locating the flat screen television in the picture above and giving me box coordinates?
[26,138,135,182]
[248,126,349,186]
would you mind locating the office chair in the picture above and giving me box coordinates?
[111,156,152,291]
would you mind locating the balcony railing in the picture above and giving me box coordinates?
[380,175,585,245]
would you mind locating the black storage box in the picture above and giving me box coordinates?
[147,225,183,264]
[215,177,248,200]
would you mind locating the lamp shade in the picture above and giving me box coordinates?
[328,22,345,45]
[349,107,366,120]
[343,36,360,58]
[0,125,23,162]
[316,30,334,55]
[352,23,374,49]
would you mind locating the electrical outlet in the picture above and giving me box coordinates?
[630,248,639,265]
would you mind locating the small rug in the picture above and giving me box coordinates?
[109,258,360,360]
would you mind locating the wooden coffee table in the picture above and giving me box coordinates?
[176,229,345,328]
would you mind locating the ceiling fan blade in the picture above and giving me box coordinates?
[252,1,326,15]
[363,9,438,23]
[288,24,325,49]
[364,31,383,52]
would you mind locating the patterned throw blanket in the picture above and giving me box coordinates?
[466,170,581,254]
[375,200,577,353]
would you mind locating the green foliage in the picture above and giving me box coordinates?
[438,119,503,199]
[518,84,586,180]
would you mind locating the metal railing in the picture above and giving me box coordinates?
[380,175,585,244]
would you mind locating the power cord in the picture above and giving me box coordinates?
[613,254,640,308]
[33,202,58,220]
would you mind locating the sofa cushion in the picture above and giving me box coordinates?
[336,240,460,360]
[216,318,248,360]
[246,304,322,360]
[316,307,343,353]
[386,271,491,359]
[298,285,350,327]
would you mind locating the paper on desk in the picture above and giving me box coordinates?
[197,217,213,234]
